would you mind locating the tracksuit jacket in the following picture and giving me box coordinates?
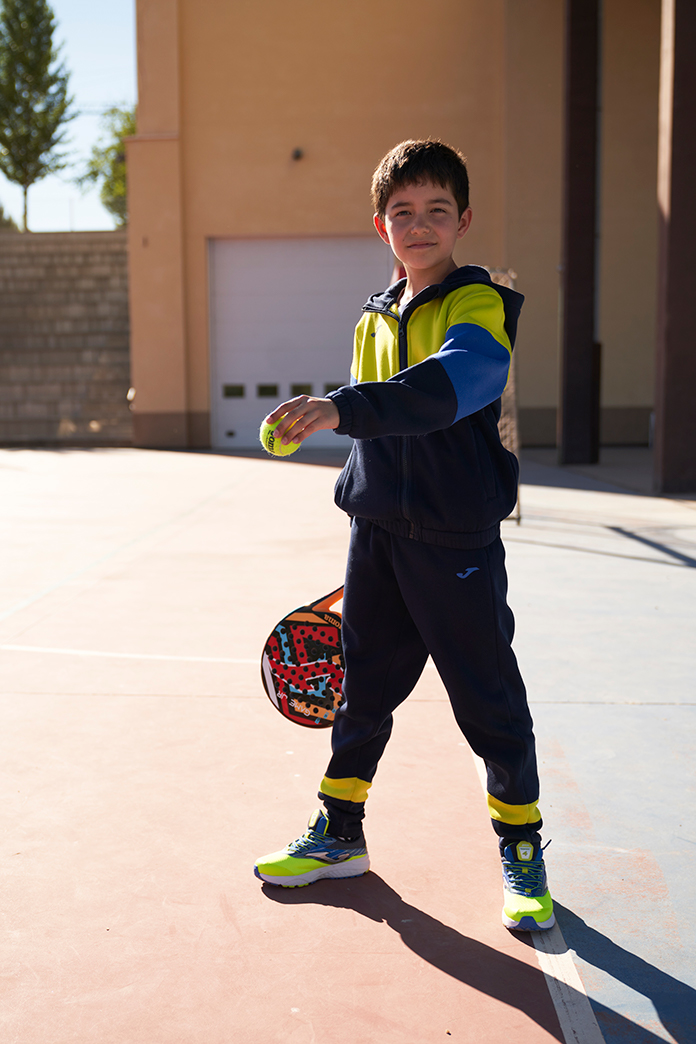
[319,266,543,844]
[326,264,524,547]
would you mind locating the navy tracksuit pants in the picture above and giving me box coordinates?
[318,518,542,843]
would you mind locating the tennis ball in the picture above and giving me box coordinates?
[259,416,301,457]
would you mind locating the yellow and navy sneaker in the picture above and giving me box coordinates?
[500,839,555,931]
[254,809,370,887]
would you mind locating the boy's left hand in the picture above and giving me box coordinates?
[265,395,340,446]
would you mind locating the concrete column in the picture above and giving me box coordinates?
[127,0,189,447]
[653,0,696,493]
[558,0,601,465]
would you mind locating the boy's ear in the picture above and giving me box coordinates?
[373,213,391,246]
[457,207,473,239]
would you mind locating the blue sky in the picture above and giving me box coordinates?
[0,0,137,231]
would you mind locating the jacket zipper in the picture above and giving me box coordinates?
[364,296,430,538]
[397,310,415,536]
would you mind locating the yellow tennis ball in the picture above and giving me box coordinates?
[259,416,301,456]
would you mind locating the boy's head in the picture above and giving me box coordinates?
[371,139,469,219]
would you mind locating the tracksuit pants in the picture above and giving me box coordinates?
[318,518,542,844]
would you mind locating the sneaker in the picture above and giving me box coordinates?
[500,839,555,931]
[254,809,370,887]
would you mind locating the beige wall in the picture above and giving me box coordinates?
[129,0,511,445]
[127,0,189,445]
[504,0,660,446]
[128,0,661,448]
[179,0,509,444]
[505,0,564,415]
[599,0,660,410]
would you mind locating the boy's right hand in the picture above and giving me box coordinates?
[265,395,340,447]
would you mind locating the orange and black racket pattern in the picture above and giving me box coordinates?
[261,587,345,729]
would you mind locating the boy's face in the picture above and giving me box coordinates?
[374,180,472,275]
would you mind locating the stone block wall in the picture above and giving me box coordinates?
[0,230,132,445]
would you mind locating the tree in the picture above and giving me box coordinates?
[79,106,135,228]
[0,0,73,231]
[0,201,18,230]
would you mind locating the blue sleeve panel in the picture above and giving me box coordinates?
[436,323,511,423]
[329,322,510,440]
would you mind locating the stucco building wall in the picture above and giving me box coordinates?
[598,0,660,442]
[127,0,660,448]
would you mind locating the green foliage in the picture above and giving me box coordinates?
[79,106,135,228]
[0,0,73,230]
[0,201,19,229]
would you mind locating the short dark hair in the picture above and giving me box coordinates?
[371,139,470,218]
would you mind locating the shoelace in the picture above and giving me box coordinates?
[503,840,550,894]
[502,859,545,893]
[288,829,326,854]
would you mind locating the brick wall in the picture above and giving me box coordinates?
[0,230,132,445]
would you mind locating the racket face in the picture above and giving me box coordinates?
[261,603,345,728]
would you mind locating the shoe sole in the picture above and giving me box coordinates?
[502,910,556,931]
[254,854,370,887]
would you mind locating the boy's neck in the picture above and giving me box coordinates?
[400,256,458,307]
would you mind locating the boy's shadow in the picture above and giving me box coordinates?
[264,872,563,1038]
[555,902,696,1044]
[262,875,694,1043]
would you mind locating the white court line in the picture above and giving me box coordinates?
[468,750,605,1044]
[0,645,436,669]
[0,644,257,664]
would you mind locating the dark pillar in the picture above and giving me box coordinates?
[654,0,696,493]
[558,0,601,465]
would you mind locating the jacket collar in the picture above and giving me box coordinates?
[362,265,524,349]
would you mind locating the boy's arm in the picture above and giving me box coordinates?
[329,286,512,440]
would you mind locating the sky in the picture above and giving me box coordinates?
[0,0,137,231]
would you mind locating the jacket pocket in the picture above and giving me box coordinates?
[473,424,497,500]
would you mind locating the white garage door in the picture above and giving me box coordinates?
[209,237,393,448]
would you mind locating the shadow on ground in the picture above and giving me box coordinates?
[263,872,563,1038]
[192,445,352,468]
[519,449,651,496]
[555,903,696,1044]
[263,877,696,1043]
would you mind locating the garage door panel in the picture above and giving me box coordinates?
[210,237,392,448]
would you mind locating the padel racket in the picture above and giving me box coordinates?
[261,586,345,728]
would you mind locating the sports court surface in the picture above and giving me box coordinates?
[1,446,694,1043]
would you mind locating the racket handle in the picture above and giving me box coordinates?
[309,586,344,613]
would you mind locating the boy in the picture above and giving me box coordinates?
[254,139,554,932]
